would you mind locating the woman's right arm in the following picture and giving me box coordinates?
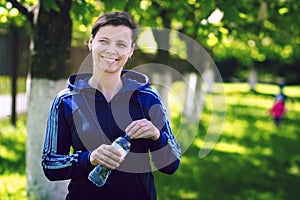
[41,93,94,181]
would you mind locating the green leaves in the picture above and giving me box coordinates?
[41,0,60,12]
[3,0,300,78]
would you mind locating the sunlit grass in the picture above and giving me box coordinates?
[0,114,26,200]
[0,174,26,200]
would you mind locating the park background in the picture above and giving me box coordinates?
[1,0,300,199]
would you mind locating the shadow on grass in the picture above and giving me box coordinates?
[226,89,300,104]
[155,129,300,200]
[0,133,26,174]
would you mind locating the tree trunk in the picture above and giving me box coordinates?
[249,64,257,91]
[202,66,215,94]
[26,1,72,199]
[30,1,72,79]
[182,35,208,122]
[11,26,18,126]
[151,27,172,113]
[183,73,198,118]
[26,79,69,200]
[151,71,172,118]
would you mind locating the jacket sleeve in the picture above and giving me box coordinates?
[140,88,181,174]
[41,92,94,181]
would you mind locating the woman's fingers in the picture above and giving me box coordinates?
[126,119,160,140]
[90,144,123,169]
[126,119,147,138]
[125,119,147,133]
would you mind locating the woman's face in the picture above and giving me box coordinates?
[89,25,134,74]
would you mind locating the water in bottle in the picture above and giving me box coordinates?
[88,134,131,187]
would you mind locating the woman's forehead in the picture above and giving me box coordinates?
[94,25,132,40]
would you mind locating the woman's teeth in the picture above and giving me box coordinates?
[101,56,118,62]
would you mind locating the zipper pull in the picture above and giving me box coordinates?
[107,102,111,111]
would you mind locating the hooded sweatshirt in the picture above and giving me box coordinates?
[270,100,286,118]
[42,70,181,200]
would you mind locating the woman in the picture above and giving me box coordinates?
[42,12,181,200]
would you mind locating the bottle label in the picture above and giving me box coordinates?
[112,142,127,159]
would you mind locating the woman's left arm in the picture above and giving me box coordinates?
[42,94,94,181]
[148,117,181,174]
[126,90,181,174]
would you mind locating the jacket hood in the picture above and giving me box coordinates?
[67,70,150,92]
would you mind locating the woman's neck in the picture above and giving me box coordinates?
[88,71,123,102]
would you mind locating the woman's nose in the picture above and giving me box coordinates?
[105,43,117,54]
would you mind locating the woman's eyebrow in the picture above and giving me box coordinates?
[116,39,128,43]
[98,36,110,40]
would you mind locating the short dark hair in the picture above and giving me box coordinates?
[91,12,138,45]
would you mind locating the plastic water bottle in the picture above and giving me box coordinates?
[88,134,131,187]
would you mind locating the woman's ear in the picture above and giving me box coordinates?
[88,36,93,51]
[129,43,135,59]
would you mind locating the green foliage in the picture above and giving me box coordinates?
[41,0,60,12]
[0,1,27,29]
[71,0,102,46]
[2,0,300,80]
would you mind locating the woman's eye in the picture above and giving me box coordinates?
[99,40,109,44]
[117,42,127,48]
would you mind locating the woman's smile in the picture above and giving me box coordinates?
[101,55,119,63]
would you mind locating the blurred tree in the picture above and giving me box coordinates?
[212,0,300,84]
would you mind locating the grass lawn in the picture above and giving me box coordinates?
[0,83,299,199]
[154,83,300,200]
[0,114,26,199]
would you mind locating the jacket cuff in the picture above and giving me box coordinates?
[78,151,94,171]
[151,131,168,151]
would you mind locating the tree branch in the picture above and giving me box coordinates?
[7,0,34,24]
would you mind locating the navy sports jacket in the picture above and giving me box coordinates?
[42,70,181,200]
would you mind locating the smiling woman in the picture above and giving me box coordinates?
[41,11,181,200]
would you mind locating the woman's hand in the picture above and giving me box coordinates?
[90,144,123,169]
[125,118,160,141]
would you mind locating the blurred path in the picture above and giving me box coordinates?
[0,93,27,119]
